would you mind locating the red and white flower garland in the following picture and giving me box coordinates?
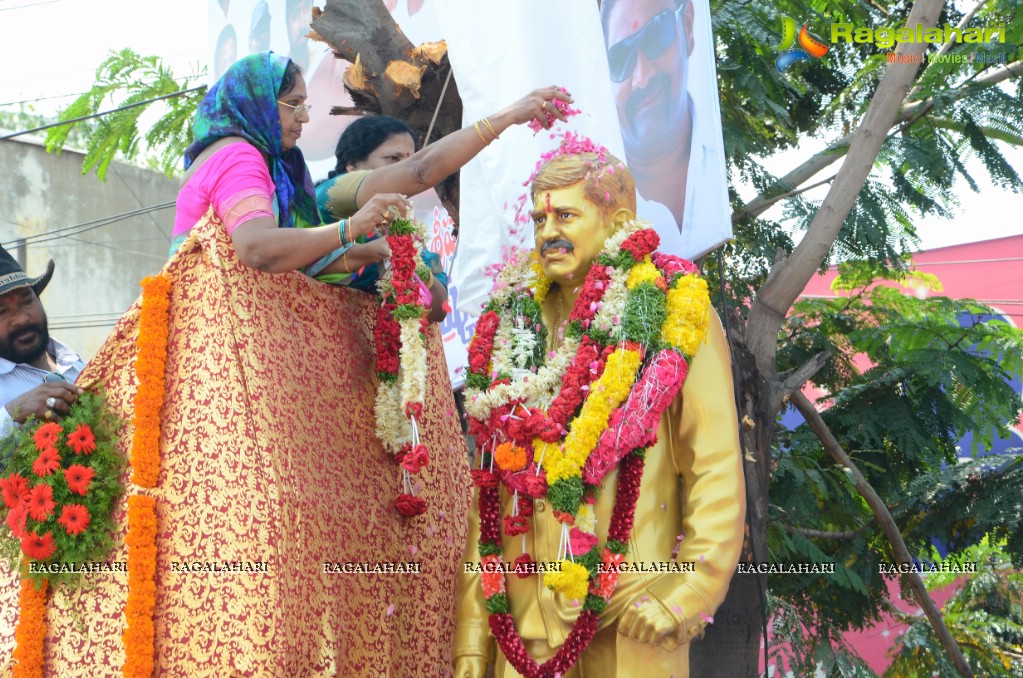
[374,217,432,516]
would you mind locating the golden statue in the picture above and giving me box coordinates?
[453,145,745,678]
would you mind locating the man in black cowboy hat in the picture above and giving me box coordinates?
[0,245,84,438]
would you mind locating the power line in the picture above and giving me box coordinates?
[0,85,205,142]
[2,202,176,247]
[0,91,89,107]
[0,0,64,11]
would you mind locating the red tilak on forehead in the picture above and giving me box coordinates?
[545,193,553,213]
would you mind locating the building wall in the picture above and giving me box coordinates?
[1,135,178,360]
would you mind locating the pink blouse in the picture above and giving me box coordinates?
[172,142,276,241]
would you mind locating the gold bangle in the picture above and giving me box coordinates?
[422,271,435,289]
[345,217,353,244]
[481,116,499,140]
[473,121,488,145]
[341,251,353,275]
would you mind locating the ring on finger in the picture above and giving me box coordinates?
[44,409,53,420]
[46,396,57,409]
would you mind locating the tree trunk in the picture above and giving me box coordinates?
[691,314,771,677]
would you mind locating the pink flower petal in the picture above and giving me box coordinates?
[386,603,396,617]
[409,544,419,557]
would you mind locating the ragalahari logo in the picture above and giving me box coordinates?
[775,17,830,72]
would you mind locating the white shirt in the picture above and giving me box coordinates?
[0,338,85,438]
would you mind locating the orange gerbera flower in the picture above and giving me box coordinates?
[0,473,29,508]
[20,530,56,560]
[25,483,55,522]
[6,505,27,539]
[67,423,97,455]
[31,448,60,477]
[32,421,62,451]
[57,504,91,536]
[64,464,95,496]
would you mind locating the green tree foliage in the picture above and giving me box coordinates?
[886,541,1023,677]
[769,260,1023,665]
[44,49,206,179]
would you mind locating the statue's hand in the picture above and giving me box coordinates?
[617,595,681,652]
[453,655,488,678]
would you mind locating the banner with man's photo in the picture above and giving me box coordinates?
[208,0,731,388]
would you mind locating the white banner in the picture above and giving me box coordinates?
[438,0,731,325]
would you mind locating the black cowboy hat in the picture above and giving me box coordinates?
[0,245,54,297]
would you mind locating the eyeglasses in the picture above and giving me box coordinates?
[606,7,683,83]
[277,100,312,117]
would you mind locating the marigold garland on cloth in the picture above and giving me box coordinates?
[123,495,158,678]
[464,221,712,676]
[12,578,48,678]
[122,273,171,676]
[374,217,433,516]
[130,274,171,488]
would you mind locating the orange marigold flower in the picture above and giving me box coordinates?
[20,530,56,560]
[67,423,97,455]
[31,448,60,477]
[64,464,95,496]
[25,483,55,522]
[57,503,91,536]
[494,442,528,472]
[32,422,62,451]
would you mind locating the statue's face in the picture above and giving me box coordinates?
[532,182,617,288]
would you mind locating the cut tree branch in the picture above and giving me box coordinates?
[775,350,830,411]
[792,391,973,678]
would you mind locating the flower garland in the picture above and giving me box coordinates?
[123,274,171,676]
[374,217,432,516]
[123,495,157,678]
[0,388,124,676]
[130,274,171,489]
[12,578,47,678]
[464,222,711,675]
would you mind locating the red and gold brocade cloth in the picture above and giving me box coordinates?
[0,212,471,676]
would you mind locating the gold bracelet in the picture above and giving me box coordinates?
[338,219,348,247]
[345,217,353,244]
[341,251,353,275]
[473,120,489,144]
[481,116,499,140]
[422,271,435,289]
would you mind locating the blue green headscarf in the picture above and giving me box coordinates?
[185,51,319,229]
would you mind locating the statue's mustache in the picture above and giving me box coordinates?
[540,239,574,255]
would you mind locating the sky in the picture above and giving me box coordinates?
[1,0,1020,253]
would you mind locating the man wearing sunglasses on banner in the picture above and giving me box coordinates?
[602,0,716,251]
[0,247,85,447]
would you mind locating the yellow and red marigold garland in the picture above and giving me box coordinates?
[12,578,47,678]
[464,222,711,676]
[374,217,432,517]
[123,274,171,676]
